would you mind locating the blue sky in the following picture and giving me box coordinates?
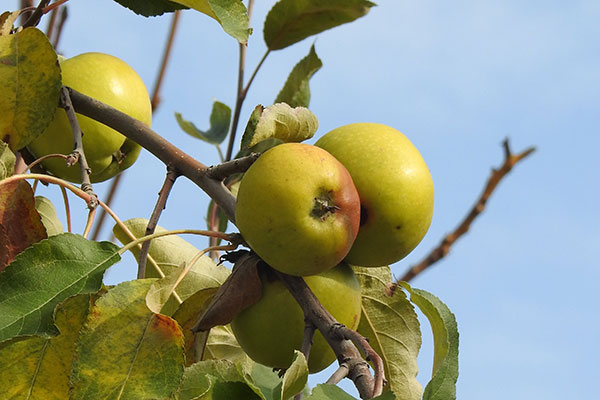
[8,1,600,398]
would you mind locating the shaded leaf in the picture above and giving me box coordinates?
[111,0,187,16]
[242,103,318,149]
[0,141,16,179]
[35,196,64,237]
[276,351,308,400]
[71,279,184,399]
[354,266,422,399]
[264,0,375,50]
[275,44,322,108]
[0,27,61,150]
[192,253,262,332]
[146,257,230,316]
[305,384,355,399]
[249,363,284,400]
[177,359,263,400]
[239,104,264,150]
[173,0,251,43]
[202,324,252,366]
[401,282,459,400]
[0,294,93,399]
[0,180,47,270]
[175,101,232,145]
[0,234,117,342]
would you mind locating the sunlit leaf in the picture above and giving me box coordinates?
[35,196,64,237]
[175,101,231,145]
[264,0,375,50]
[305,384,355,399]
[0,27,61,150]
[241,103,318,149]
[71,279,184,399]
[0,234,118,342]
[0,11,19,36]
[354,266,422,399]
[0,180,47,270]
[111,0,187,16]
[401,282,459,400]
[0,294,93,399]
[0,141,15,179]
[276,351,308,400]
[173,0,251,43]
[275,44,322,108]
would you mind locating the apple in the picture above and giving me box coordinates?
[316,123,434,267]
[28,52,152,183]
[231,262,361,373]
[234,142,360,276]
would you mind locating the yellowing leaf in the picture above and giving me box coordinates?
[0,294,93,399]
[35,196,64,237]
[354,266,422,399]
[0,141,16,179]
[71,279,184,399]
[0,27,61,150]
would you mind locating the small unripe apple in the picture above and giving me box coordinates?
[234,143,360,276]
[316,123,434,266]
[231,262,361,373]
[28,52,151,183]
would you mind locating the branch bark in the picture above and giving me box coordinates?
[67,87,237,222]
[396,139,536,285]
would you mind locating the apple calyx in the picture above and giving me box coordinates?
[311,192,340,221]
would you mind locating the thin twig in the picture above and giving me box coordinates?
[225,0,256,161]
[151,10,181,110]
[52,6,67,49]
[395,139,536,285]
[294,320,317,400]
[205,153,260,180]
[59,86,98,209]
[326,364,350,385]
[59,184,71,233]
[22,0,49,28]
[137,167,180,279]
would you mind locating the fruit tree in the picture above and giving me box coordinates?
[0,1,534,399]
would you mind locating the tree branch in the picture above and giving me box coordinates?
[22,0,49,28]
[205,153,260,180]
[395,139,536,285]
[67,87,237,222]
[275,272,377,399]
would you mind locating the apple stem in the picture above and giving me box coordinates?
[311,195,339,221]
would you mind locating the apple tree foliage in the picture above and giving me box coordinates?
[0,1,459,399]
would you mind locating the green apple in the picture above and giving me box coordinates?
[28,52,151,183]
[231,262,361,373]
[235,143,361,276]
[316,123,434,267]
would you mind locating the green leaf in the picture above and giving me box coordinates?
[0,141,15,179]
[264,0,376,50]
[400,282,459,400]
[275,44,322,108]
[305,384,355,399]
[0,294,93,399]
[71,279,185,400]
[0,180,47,271]
[177,359,264,400]
[242,103,318,149]
[175,101,232,145]
[0,27,61,151]
[249,363,283,400]
[35,196,64,237]
[0,233,119,342]
[173,0,251,43]
[110,0,187,16]
[113,217,222,278]
[354,266,422,399]
[146,258,230,316]
[276,351,308,400]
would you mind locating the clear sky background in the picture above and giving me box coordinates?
[8,1,600,398]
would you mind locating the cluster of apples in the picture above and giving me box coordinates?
[232,122,434,372]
